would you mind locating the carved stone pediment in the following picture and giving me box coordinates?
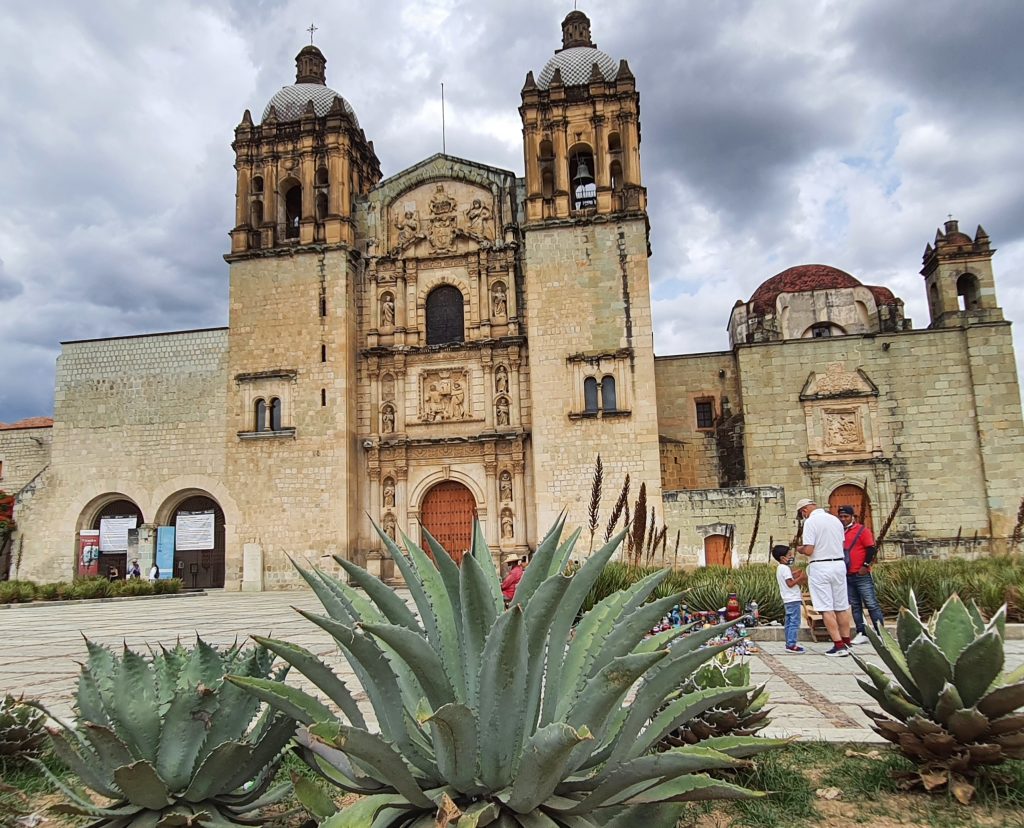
[389,181,496,258]
[800,363,878,400]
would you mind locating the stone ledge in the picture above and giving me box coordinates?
[0,591,208,610]
[748,623,1024,641]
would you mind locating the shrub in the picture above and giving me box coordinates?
[229,520,783,825]
[110,579,155,597]
[36,638,295,825]
[854,591,1024,803]
[68,577,112,600]
[0,581,37,604]
[152,578,182,595]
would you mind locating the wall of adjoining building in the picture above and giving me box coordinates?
[0,426,51,494]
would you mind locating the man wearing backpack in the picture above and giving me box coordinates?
[840,506,884,644]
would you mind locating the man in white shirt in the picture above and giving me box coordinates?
[795,497,853,656]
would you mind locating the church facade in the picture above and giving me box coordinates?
[2,12,1022,587]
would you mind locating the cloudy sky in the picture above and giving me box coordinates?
[1,0,1023,422]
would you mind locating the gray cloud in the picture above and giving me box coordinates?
[1,0,1023,422]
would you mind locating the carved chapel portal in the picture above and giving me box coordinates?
[420,481,476,564]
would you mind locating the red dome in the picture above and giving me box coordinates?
[748,265,860,314]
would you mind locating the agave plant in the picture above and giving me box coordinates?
[35,638,296,825]
[657,654,770,748]
[229,520,783,826]
[854,590,1024,802]
[0,694,47,764]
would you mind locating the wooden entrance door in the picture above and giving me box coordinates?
[420,482,475,564]
[704,534,732,568]
[171,496,225,589]
[829,484,873,531]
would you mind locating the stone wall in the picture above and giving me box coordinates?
[662,486,788,567]
[14,329,230,582]
[0,426,51,494]
[523,217,663,535]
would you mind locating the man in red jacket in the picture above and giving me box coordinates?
[840,506,884,644]
[501,553,524,603]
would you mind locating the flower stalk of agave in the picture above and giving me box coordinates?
[33,638,296,826]
[228,518,785,826]
[854,590,1024,803]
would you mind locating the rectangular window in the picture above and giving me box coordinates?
[695,399,715,430]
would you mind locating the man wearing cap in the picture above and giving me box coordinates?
[795,498,853,656]
[501,553,524,603]
[839,506,884,645]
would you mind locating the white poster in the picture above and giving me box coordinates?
[99,516,138,552]
[175,511,215,551]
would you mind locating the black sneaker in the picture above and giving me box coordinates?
[825,645,850,657]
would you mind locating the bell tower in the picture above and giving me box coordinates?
[921,218,1002,328]
[222,44,381,584]
[520,11,663,534]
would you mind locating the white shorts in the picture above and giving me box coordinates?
[808,561,851,612]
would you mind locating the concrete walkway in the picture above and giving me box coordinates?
[3,591,1021,743]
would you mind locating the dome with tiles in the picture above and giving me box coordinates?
[261,45,359,126]
[537,10,618,89]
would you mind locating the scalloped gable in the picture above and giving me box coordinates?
[800,363,879,400]
[370,153,517,206]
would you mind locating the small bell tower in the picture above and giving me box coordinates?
[921,218,1002,327]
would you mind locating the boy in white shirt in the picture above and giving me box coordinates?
[773,544,806,654]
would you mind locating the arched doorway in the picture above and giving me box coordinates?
[420,481,476,564]
[168,495,225,588]
[704,534,732,568]
[829,484,873,531]
[92,498,144,580]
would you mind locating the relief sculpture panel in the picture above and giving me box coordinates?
[824,408,863,450]
[389,182,496,258]
[419,368,471,422]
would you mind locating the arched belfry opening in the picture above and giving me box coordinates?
[569,146,597,211]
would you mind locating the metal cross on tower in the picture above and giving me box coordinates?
[307,22,318,44]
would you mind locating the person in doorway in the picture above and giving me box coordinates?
[796,497,854,656]
[107,565,120,582]
[148,562,160,582]
[839,506,884,644]
[127,559,141,579]
[772,544,806,654]
[501,553,523,603]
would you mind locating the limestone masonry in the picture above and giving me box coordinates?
[3,11,1022,587]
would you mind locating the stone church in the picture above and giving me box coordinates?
[2,11,1022,588]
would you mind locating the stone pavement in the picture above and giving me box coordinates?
[3,591,1022,743]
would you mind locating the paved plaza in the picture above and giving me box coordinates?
[4,591,1022,743]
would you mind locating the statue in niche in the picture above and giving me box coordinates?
[465,198,493,239]
[383,512,397,541]
[496,396,510,427]
[491,283,508,318]
[381,404,396,434]
[380,292,395,327]
[381,374,395,402]
[501,508,514,540]
[499,471,513,502]
[495,366,509,394]
[383,478,395,508]
[394,209,420,250]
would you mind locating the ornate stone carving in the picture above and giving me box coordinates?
[496,396,510,427]
[499,470,513,502]
[381,404,396,434]
[491,282,508,318]
[802,362,877,398]
[428,185,459,253]
[501,508,514,540]
[393,209,422,253]
[380,292,395,327]
[824,408,863,449]
[465,198,493,240]
[495,365,509,394]
[383,477,396,508]
[419,369,470,422]
[383,512,397,541]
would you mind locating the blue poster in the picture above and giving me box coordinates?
[156,527,175,580]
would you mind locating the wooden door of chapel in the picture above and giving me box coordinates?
[420,481,475,564]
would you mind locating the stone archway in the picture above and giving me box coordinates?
[159,493,226,589]
[829,484,873,532]
[420,481,476,564]
[85,497,144,580]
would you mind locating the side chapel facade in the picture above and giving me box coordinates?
[2,11,1022,586]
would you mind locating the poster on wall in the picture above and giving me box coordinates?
[175,510,215,551]
[78,530,100,577]
[155,526,175,580]
[99,516,137,552]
